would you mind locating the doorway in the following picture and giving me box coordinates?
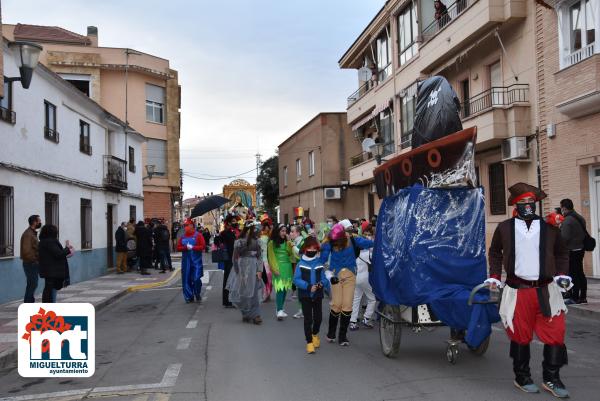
[107,204,114,268]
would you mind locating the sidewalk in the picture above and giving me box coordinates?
[0,261,181,369]
[566,278,600,320]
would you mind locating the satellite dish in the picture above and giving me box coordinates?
[362,137,376,153]
[358,67,373,82]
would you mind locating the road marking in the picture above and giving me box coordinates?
[176,337,192,350]
[0,363,183,401]
[141,286,182,292]
[206,285,212,291]
[186,320,198,329]
[3,318,18,326]
[132,395,150,401]
[60,297,106,303]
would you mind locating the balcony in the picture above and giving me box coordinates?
[460,84,529,119]
[44,127,59,143]
[460,84,530,148]
[565,43,596,68]
[347,81,375,108]
[422,0,472,43]
[103,155,128,191]
[349,141,395,185]
[0,106,15,125]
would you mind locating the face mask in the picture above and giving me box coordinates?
[35,222,42,230]
[327,222,333,228]
[305,250,318,258]
[516,202,536,220]
[305,225,311,230]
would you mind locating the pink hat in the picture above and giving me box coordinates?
[330,223,346,240]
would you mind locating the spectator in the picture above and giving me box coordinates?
[20,215,42,303]
[202,228,211,253]
[155,222,173,273]
[38,224,74,303]
[135,221,152,275]
[115,222,128,274]
[434,0,450,28]
[126,218,136,240]
[560,199,588,304]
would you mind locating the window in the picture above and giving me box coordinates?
[58,74,91,97]
[296,159,302,180]
[401,93,416,149]
[79,120,92,155]
[80,199,92,249]
[283,166,288,187]
[284,213,289,225]
[45,193,59,231]
[488,162,506,215]
[146,84,165,124]
[398,4,418,66]
[376,30,392,81]
[129,205,136,221]
[308,151,315,176]
[44,101,58,143]
[0,79,15,124]
[128,146,136,173]
[146,139,167,175]
[559,0,597,68]
[377,108,395,156]
[0,185,14,257]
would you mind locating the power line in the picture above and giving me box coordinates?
[182,167,257,181]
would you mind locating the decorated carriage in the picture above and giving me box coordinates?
[368,77,500,363]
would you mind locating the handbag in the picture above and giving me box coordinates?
[571,214,596,252]
[211,246,230,263]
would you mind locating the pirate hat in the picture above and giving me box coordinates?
[507,182,547,205]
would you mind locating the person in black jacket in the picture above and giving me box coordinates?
[115,222,128,274]
[215,216,237,307]
[39,224,74,303]
[135,221,152,275]
[155,223,172,273]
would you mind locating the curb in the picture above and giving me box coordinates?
[567,304,600,322]
[127,268,181,292]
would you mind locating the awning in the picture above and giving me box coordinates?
[351,113,375,131]
[371,99,393,117]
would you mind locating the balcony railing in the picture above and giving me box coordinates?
[400,129,413,150]
[350,141,395,167]
[460,84,529,119]
[422,0,472,43]
[44,126,59,143]
[347,80,375,108]
[103,155,128,191]
[0,106,16,125]
[565,42,596,68]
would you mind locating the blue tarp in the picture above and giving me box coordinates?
[370,185,500,347]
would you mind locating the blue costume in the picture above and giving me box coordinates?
[177,231,205,303]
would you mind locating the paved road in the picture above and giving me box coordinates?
[1,265,600,401]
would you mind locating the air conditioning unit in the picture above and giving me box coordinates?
[501,137,529,161]
[324,187,341,200]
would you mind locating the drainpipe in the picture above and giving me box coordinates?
[534,127,544,213]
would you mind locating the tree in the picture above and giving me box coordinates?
[256,154,279,218]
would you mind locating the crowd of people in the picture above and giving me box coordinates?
[195,213,378,354]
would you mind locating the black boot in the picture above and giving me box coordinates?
[542,344,569,398]
[326,311,339,342]
[338,311,351,346]
[510,342,539,393]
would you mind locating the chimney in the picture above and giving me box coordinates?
[87,26,98,47]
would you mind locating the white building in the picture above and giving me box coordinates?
[0,39,145,303]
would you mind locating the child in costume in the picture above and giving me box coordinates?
[293,236,330,354]
[320,223,374,346]
[259,217,273,302]
[267,224,294,320]
[290,224,308,318]
[176,219,205,303]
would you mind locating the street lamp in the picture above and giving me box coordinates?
[143,164,156,180]
[5,41,43,89]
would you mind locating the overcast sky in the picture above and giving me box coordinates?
[3,0,382,198]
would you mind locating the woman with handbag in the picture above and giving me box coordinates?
[39,224,74,303]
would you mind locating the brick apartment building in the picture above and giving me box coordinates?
[2,23,182,225]
[536,1,600,277]
[340,0,539,251]
[278,113,365,225]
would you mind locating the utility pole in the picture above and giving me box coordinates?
[255,152,261,208]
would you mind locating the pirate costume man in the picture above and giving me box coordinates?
[486,183,572,398]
